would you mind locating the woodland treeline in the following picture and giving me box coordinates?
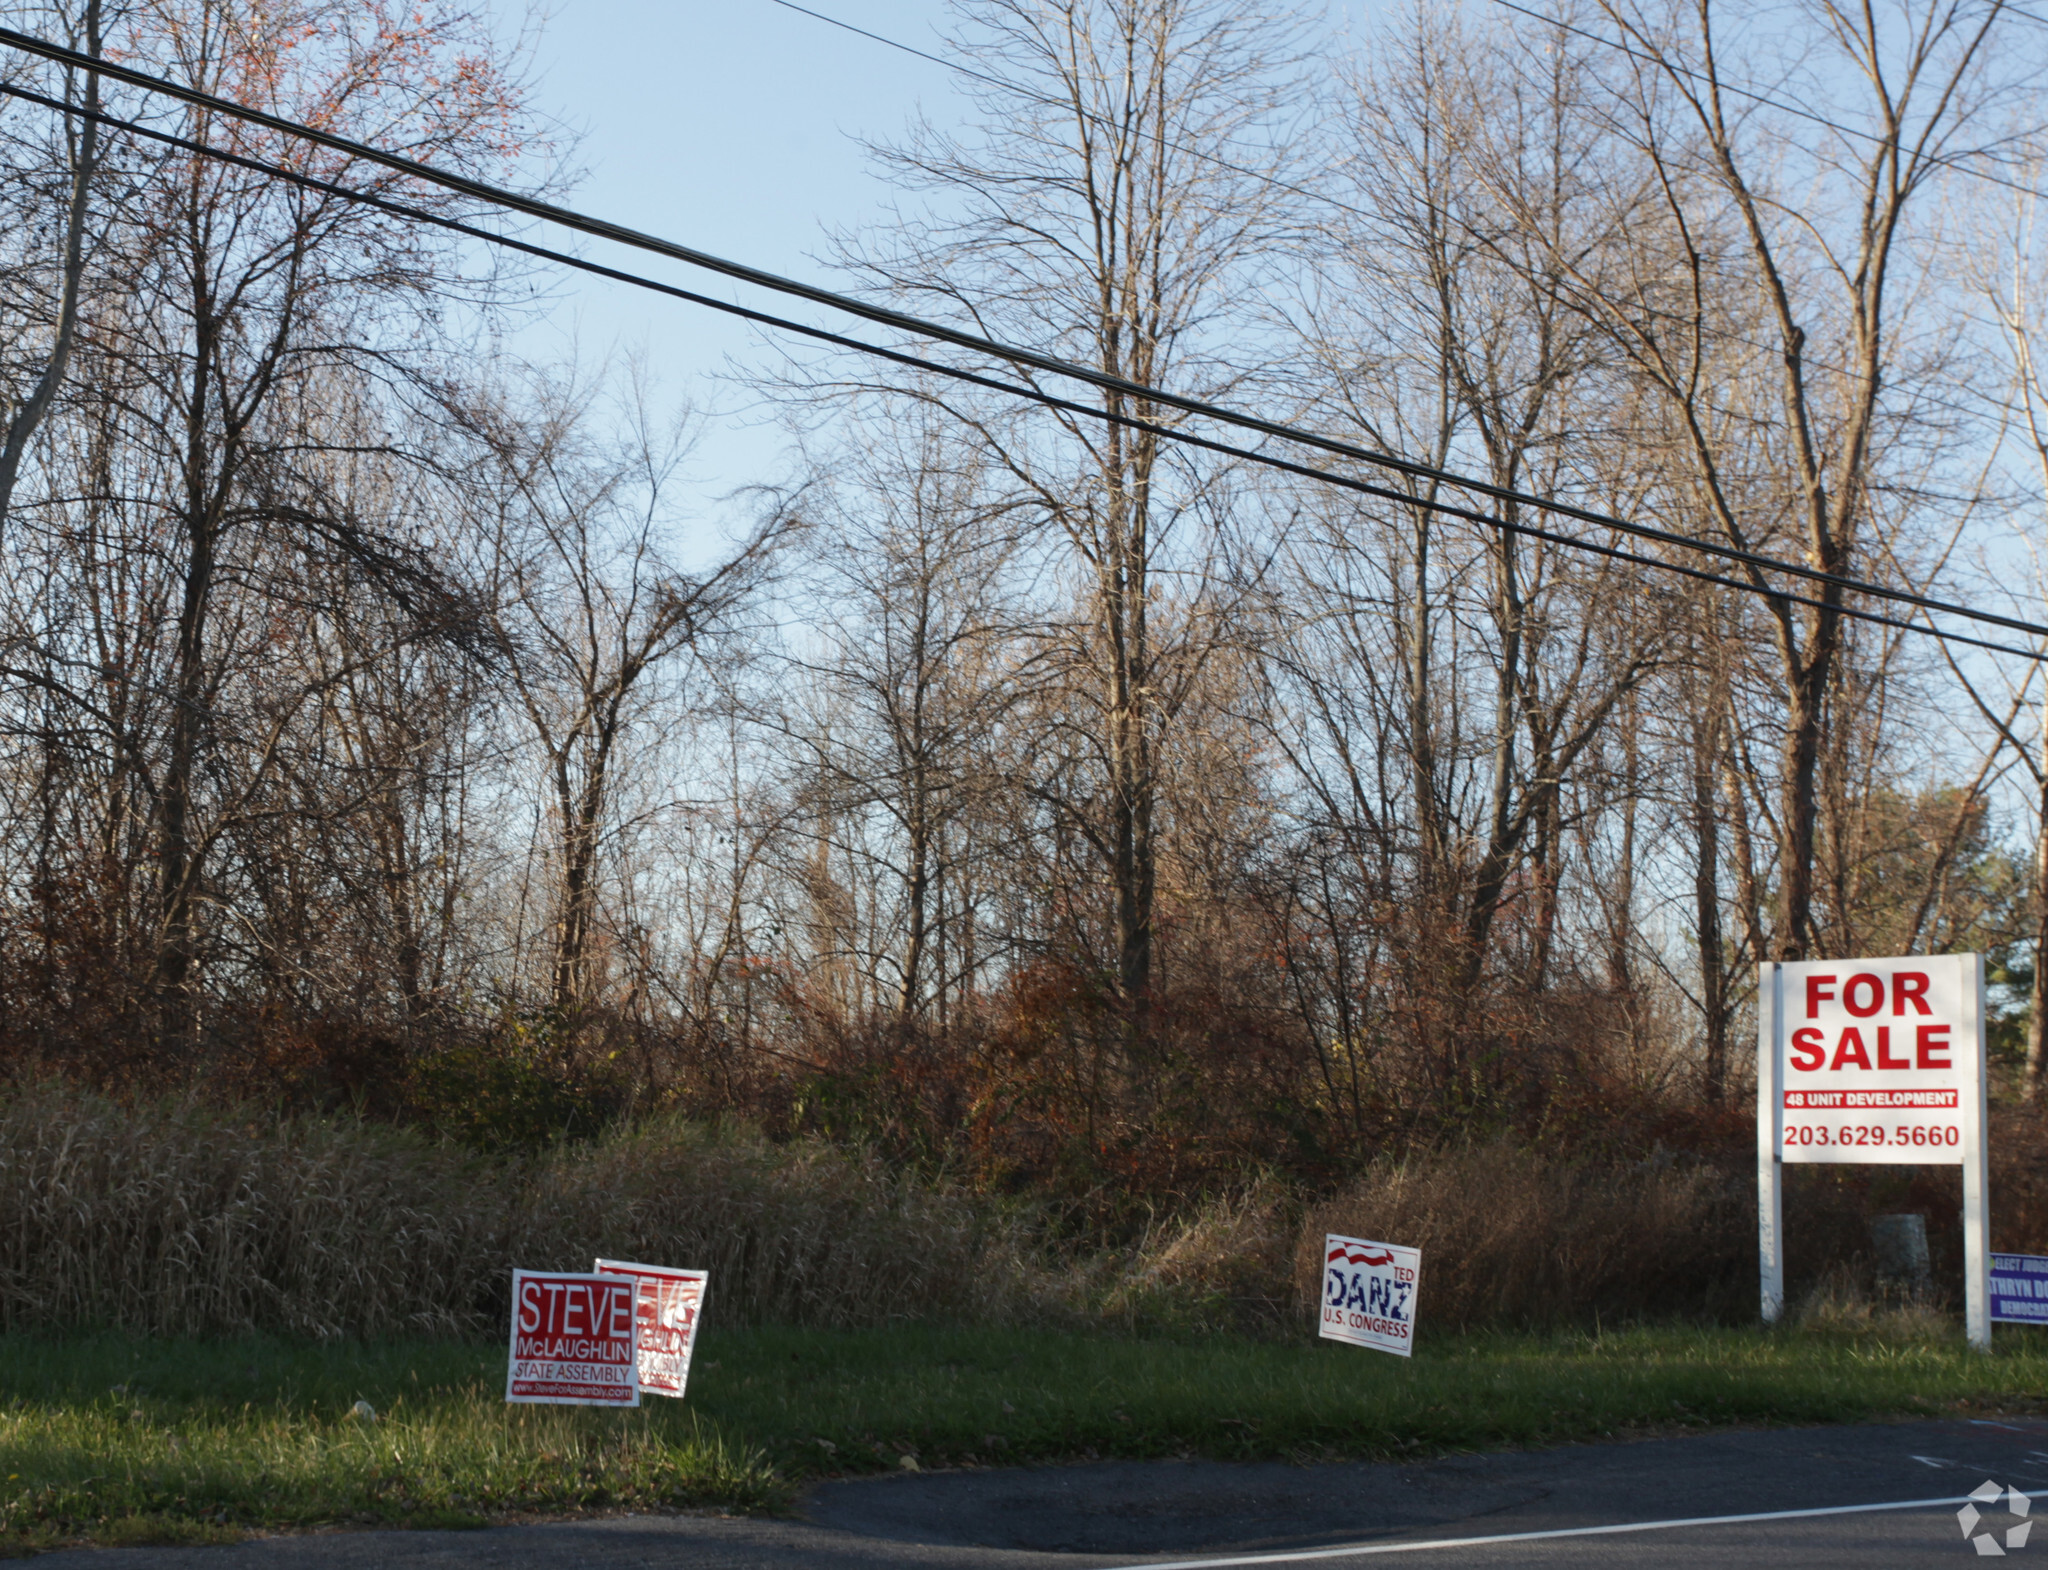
[2,0,2046,1201]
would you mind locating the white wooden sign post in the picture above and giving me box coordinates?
[1757,954,1990,1349]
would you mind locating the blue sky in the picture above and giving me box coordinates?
[509,0,973,524]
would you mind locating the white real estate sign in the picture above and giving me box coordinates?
[1756,954,1989,1348]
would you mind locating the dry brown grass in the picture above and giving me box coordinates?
[0,1083,1960,1342]
[1295,1144,1755,1331]
[1792,1261,1955,1339]
[512,1120,1023,1327]
[1097,1180,1300,1330]
[0,1082,502,1338]
[0,1083,1020,1338]
[1284,1144,1902,1332]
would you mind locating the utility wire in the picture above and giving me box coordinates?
[3,79,2039,666]
[0,20,2030,642]
[0,26,2041,652]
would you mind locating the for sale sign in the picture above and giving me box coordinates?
[1766,955,1982,1165]
[1319,1234,1420,1357]
[594,1259,707,1399]
[1758,954,1990,1349]
[505,1270,639,1406]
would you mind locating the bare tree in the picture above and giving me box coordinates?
[775,401,1029,1025]
[467,370,784,1026]
[1532,0,2024,959]
[0,0,103,536]
[1284,6,1666,1024]
[1948,161,2048,1095]
[835,0,1301,1042]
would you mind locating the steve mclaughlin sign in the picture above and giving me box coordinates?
[505,1270,639,1405]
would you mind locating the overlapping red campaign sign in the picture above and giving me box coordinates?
[595,1259,708,1399]
[505,1269,639,1406]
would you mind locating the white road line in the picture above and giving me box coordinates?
[1099,1494,1976,1569]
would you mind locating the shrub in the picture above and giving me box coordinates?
[1285,1142,1909,1332]
[1100,1179,1300,1332]
[1,1080,2016,1343]
[1298,1144,1756,1330]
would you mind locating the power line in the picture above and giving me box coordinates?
[2,79,2038,667]
[0,29,2041,656]
[0,21,2025,639]
[770,0,2042,223]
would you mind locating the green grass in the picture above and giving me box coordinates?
[0,1335,781,1554]
[4,1319,2048,1552]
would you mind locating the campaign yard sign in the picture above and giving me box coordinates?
[1319,1234,1420,1357]
[1766,955,1981,1164]
[594,1259,707,1399]
[1991,1254,2048,1325]
[505,1270,639,1406]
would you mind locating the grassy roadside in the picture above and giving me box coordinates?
[3,1321,2047,1553]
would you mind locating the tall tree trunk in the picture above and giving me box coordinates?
[1777,638,1836,959]
[152,303,223,1050]
[552,727,614,1023]
[1609,709,1639,997]
[1459,525,1525,989]
[2028,759,2048,1101]
[900,756,931,1020]
[0,0,100,538]
[1407,504,1440,885]
[1102,409,1158,1037]
[1692,705,1729,1104]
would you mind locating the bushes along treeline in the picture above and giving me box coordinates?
[11,1081,2046,1339]
[0,1083,1004,1337]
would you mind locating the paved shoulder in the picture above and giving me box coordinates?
[43,1416,2048,1568]
[807,1414,2048,1558]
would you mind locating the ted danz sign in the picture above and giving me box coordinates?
[1319,1233,1420,1357]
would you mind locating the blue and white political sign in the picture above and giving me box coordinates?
[1319,1233,1420,1357]
[1990,1254,2048,1324]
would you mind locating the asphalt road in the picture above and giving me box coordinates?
[44,1416,2048,1568]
